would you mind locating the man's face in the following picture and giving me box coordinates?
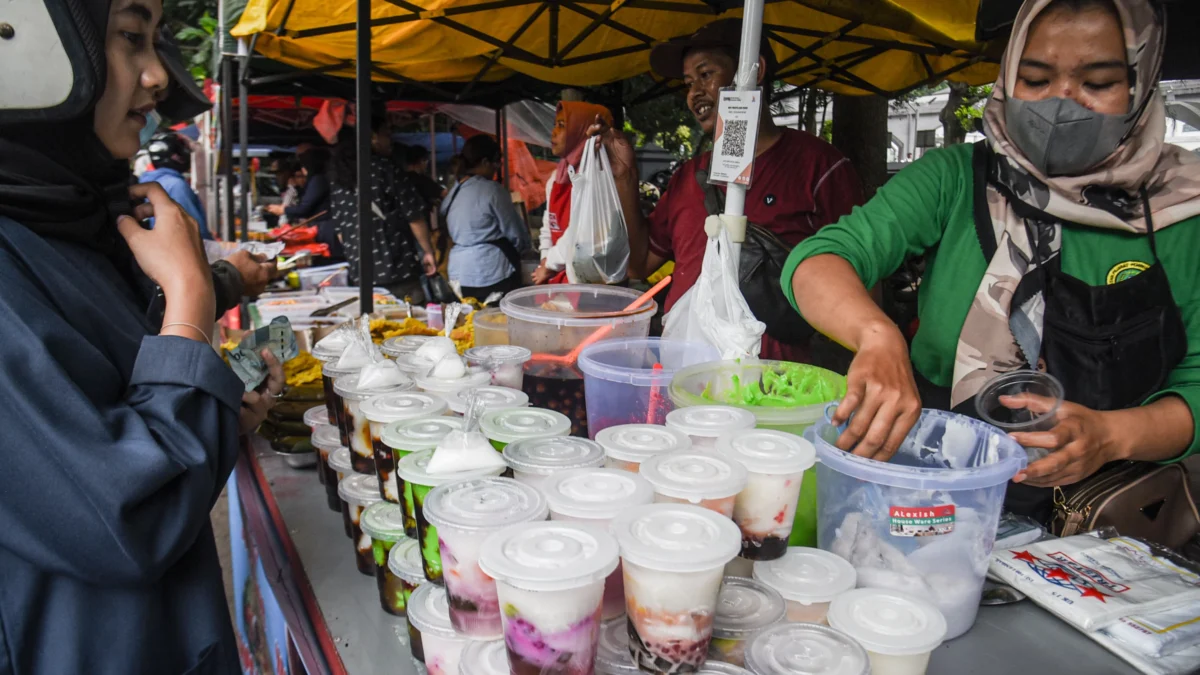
[372,122,393,157]
[682,48,736,135]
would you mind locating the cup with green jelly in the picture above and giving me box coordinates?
[383,417,465,539]
[360,502,410,616]
[387,536,427,617]
[479,407,571,452]
[395,449,505,584]
[361,392,449,504]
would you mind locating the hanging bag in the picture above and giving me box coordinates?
[565,142,629,284]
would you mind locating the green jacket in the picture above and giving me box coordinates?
[782,143,1200,460]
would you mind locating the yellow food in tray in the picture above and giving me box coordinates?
[370,317,439,343]
[283,351,323,387]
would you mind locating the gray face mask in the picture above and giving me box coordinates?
[1004,95,1136,176]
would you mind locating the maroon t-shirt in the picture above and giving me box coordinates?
[648,128,864,360]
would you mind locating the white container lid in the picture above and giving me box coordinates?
[321,362,363,380]
[382,417,464,452]
[396,449,506,488]
[639,451,748,502]
[333,373,414,402]
[753,548,857,605]
[387,537,426,585]
[479,521,619,592]
[744,623,870,675]
[361,502,408,542]
[408,584,459,639]
[416,370,492,396]
[446,386,529,415]
[595,424,691,464]
[304,405,331,430]
[666,406,756,439]
[697,663,753,675]
[382,335,439,357]
[480,408,571,444]
[328,447,354,474]
[503,437,606,476]
[542,469,655,521]
[712,577,787,640]
[716,430,815,475]
[596,618,640,675]
[423,477,548,532]
[312,331,352,361]
[338,474,383,507]
[610,504,741,573]
[465,344,532,365]
[391,352,436,377]
[827,589,948,657]
[459,639,508,675]
[311,424,343,453]
[360,392,449,424]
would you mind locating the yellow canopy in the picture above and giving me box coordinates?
[232,0,999,95]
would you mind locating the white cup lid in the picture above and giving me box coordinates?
[595,424,691,463]
[320,362,363,379]
[312,331,352,360]
[479,521,619,592]
[610,504,741,572]
[396,449,506,487]
[333,373,414,402]
[480,407,571,444]
[744,623,870,675]
[827,589,948,656]
[387,537,425,584]
[503,437,606,476]
[639,451,748,501]
[360,392,449,424]
[666,406,757,438]
[416,370,492,395]
[460,639,508,675]
[382,417,463,452]
[697,663,753,675]
[337,473,383,507]
[304,405,332,430]
[446,386,529,415]
[465,344,533,364]
[311,424,343,452]
[391,352,436,376]
[423,477,548,532]
[407,583,459,639]
[361,502,408,542]
[327,447,354,474]
[712,577,787,639]
[753,548,857,605]
[382,335,438,357]
[596,618,640,675]
[716,430,815,475]
[543,469,655,521]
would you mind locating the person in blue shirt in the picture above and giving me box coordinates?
[140,132,213,240]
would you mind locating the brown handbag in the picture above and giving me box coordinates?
[1051,461,1200,549]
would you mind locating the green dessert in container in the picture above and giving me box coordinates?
[387,536,427,618]
[383,417,465,539]
[360,502,411,616]
[479,407,571,452]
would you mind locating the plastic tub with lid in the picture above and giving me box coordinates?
[639,450,747,517]
[666,406,756,449]
[596,424,691,472]
[472,307,509,346]
[744,622,869,675]
[827,589,946,675]
[578,338,720,437]
[753,547,856,624]
[807,410,1025,640]
[465,345,531,390]
[708,577,787,667]
[717,431,816,563]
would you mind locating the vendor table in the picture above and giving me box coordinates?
[232,435,1137,675]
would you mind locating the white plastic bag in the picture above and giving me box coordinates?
[661,220,764,359]
[565,142,629,284]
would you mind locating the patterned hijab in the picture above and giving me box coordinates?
[951,0,1200,407]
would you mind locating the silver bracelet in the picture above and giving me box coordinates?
[161,322,211,343]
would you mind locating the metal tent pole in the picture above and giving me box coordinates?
[722,0,764,231]
[429,113,437,179]
[220,57,235,241]
[356,0,374,314]
[238,41,251,243]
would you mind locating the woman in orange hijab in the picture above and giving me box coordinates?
[533,100,615,284]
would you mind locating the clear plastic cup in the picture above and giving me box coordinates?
[827,589,946,675]
[334,374,415,474]
[595,424,692,473]
[744,623,870,675]
[362,392,450,502]
[611,504,742,675]
[459,639,508,675]
[320,362,362,446]
[338,474,384,576]
[423,478,549,639]
[393,352,437,378]
[328,447,356,534]
[716,431,815,562]
[479,521,620,675]
[311,425,343,506]
[416,370,493,399]
[396,450,506,584]
[446,385,529,416]
[480,407,571,451]
[667,406,757,450]
[595,617,641,675]
[382,335,440,358]
[698,663,753,675]
[503,436,607,487]
[387,537,426,616]
[409,583,470,675]
[361,502,409,616]
[639,451,748,518]
[472,307,509,347]
[466,345,533,390]
[708,577,787,667]
[384,417,465,539]
[752,548,856,624]
[303,404,331,432]
[975,370,1064,462]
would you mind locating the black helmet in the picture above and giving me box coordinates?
[146,133,190,171]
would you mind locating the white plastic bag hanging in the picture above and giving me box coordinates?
[564,142,629,284]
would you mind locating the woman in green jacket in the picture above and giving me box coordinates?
[785,0,1200,519]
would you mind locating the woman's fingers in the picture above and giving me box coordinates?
[998,392,1058,415]
[854,396,901,460]
[133,203,156,222]
[838,382,884,452]
[260,349,285,397]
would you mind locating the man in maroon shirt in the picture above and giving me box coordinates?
[595,19,864,360]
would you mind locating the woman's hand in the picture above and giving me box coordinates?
[240,349,284,435]
[226,250,277,297]
[265,204,285,216]
[1009,396,1124,487]
[421,251,437,276]
[531,262,554,285]
[832,322,922,461]
[118,183,211,298]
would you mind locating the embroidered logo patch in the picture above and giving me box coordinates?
[764,194,776,206]
[1106,261,1150,285]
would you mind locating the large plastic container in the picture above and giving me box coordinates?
[501,285,658,438]
[806,410,1026,640]
[670,360,846,547]
[578,338,720,438]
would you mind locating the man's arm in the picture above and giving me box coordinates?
[285,174,329,220]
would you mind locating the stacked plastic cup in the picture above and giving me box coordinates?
[459,639,509,675]
[361,392,449,502]
[416,370,493,399]
[753,548,857,624]
[303,404,331,433]
[666,406,757,449]
[360,502,409,616]
[827,589,947,675]
[639,450,748,517]
[408,583,470,675]
[382,335,439,358]
[310,425,343,499]
[716,430,816,562]
[445,385,529,417]
[542,469,655,620]
[465,344,533,390]
[503,436,607,487]
[386,537,426,617]
[422,477,549,639]
[320,361,362,445]
[744,622,870,675]
[337,474,384,576]
[479,521,620,675]
[328,447,356,527]
[595,618,642,675]
[595,424,692,472]
[382,417,464,538]
[611,504,742,675]
[480,407,572,451]
[708,577,787,667]
[334,374,415,474]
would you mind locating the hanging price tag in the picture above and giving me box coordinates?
[708,88,762,187]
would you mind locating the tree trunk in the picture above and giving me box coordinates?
[940,81,969,146]
[803,89,820,134]
[831,94,889,199]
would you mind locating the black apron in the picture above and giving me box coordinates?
[916,143,1188,522]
